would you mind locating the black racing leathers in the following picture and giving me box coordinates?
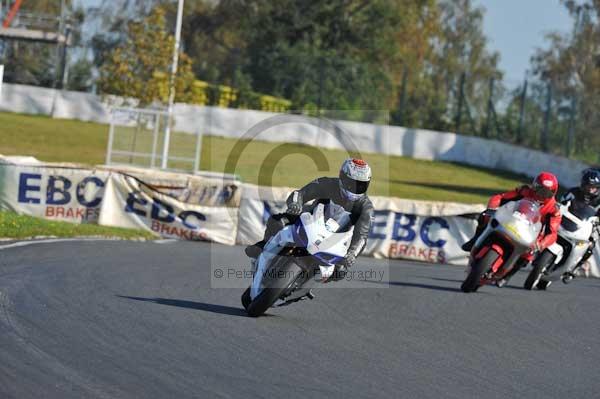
[561,187,600,211]
[267,177,374,256]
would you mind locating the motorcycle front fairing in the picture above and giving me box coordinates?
[250,202,354,300]
[299,203,353,276]
[472,200,542,278]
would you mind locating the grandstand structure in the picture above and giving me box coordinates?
[0,0,74,88]
[0,0,72,44]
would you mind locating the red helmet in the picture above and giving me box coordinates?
[532,172,558,201]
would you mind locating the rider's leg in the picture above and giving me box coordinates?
[576,242,594,270]
[245,213,291,258]
[563,241,595,280]
[461,212,488,252]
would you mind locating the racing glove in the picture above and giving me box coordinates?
[482,208,496,223]
[329,264,348,281]
[286,202,302,215]
[343,251,356,268]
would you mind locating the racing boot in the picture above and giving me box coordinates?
[561,272,575,284]
[462,210,496,252]
[461,219,485,251]
[495,278,508,288]
[275,289,316,307]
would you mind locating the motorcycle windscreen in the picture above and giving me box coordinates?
[495,200,542,245]
[323,201,352,232]
[560,217,580,233]
[568,201,597,222]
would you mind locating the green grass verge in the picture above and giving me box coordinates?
[0,210,157,240]
[0,111,528,203]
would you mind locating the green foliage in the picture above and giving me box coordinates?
[400,0,501,131]
[528,0,600,160]
[6,1,510,146]
[98,7,196,105]
[67,59,94,92]
[0,210,156,239]
[171,0,501,124]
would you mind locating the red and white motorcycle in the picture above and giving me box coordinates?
[461,199,542,292]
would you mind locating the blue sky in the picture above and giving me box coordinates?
[473,0,574,83]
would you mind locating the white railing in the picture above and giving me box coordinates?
[106,107,203,173]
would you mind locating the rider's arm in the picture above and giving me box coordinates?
[286,178,324,208]
[348,200,374,256]
[560,188,577,204]
[537,208,562,250]
[487,187,524,209]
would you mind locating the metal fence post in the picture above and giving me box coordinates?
[541,83,552,152]
[397,66,408,126]
[566,97,577,157]
[150,112,160,168]
[317,58,324,115]
[106,109,115,165]
[193,129,203,173]
[516,79,528,144]
[455,72,466,133]
[129,111,141,163]
[484,78,494,138]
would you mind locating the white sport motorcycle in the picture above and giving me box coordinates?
[524,200,599,290]
[241,201,354,317]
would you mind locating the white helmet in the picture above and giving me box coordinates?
[339,158,371,201]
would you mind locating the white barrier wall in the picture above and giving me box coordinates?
[0,83,589,187]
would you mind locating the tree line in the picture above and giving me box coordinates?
[1,0,599,162]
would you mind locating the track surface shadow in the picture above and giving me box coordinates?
[117,295,248,317]
[365,279,463,293]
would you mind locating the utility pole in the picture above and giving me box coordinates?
[566,97,576,157]
[483,78,494,138]
[541,83,552,152]
[54,0,66,89]
[455,72,466,133]
[161,0,185,169]
[516,78,527,144]
[397,66,408,126]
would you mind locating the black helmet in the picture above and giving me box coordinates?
[580,168,600,200]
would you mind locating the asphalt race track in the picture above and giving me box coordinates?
[1,240,599,398]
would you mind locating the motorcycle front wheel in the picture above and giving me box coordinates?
[243,257,306,317]
[461,249,499,293]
